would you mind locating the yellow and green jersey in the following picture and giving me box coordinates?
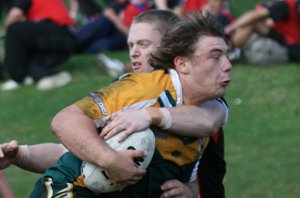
[32,69,208,198]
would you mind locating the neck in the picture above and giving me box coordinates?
[181,81,209,106]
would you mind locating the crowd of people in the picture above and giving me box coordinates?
[0,0,299,197]
[1,0,299,91]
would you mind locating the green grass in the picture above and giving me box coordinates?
[1,54,299,197]
[223,63,300,197]
[1,0,299,197]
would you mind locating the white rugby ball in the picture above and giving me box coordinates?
[81,128,155,194]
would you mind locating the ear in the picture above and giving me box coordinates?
[174,56,189,74]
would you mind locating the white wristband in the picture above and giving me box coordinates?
[158,108,172,130]
[18,145,31,167]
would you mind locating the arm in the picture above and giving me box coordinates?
[0,140,67,173]
[167,100,227,137]
[225,8,270,34]
[51,104,146,186]
[154,0,169,10]
[4,7,26,30]
[104,7,129,36]
[0,170,15,198]
[101,100,227,141]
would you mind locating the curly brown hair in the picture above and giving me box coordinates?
[149,11,226,71]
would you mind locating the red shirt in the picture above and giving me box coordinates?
[184,0,207,12]
[122,2,153,28]
[272,0,300,45]
[27,0,74,26]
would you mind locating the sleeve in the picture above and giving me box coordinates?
[214,97,229,125]
[13,0,31,12]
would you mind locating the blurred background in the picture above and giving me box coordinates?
[0,0,299,197]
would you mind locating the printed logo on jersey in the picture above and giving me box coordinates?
[89,92,107,116]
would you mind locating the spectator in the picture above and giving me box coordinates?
[75,0,154,78]
[225,0,300,65]
[183,0,207,12]
[1,0,77,91]
[153,0,184,16]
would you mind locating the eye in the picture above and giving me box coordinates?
[128,43,133,49]
[213,54,221,60]
[139,41,151,49]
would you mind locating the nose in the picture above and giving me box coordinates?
[223,57,232,72]
[130,45,140,58]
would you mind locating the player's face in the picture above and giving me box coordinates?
[181,36,232,104]
[128,22,162,73]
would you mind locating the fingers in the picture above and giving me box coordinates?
[160,189,181,198]
[101,113,135,141]
[161,179,187,198]
[0,140,18,157]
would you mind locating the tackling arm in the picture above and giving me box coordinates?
[167,99,227,137]
[101,99,227,140]
[51,104,147,186]
[0,140,67,173]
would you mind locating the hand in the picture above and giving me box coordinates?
[160,179,196,198]
[0,140,19,169]
[104,149,147,190]
[224,24,234,35]
[100,109,151,141]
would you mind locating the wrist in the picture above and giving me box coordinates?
[144,107,172,129]
[15,145,31,167]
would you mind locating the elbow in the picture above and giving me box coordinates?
[51,111,66,137]
[204,123,219,137]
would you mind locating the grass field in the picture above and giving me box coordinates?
[1,0,300,197]
[1,54,299,197]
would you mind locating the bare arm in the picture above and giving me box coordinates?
[51,104,146,186]
[4,7,26,30]
[101,100,227,141]
[225,8,270,34]
[167,100,226,137]
[104,8,129,36]
[0,140,67,173]
[0,170,15,198]
[154,0,169,10]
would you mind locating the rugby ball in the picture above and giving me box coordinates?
[81,128,155,194]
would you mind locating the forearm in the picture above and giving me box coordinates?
[170,100,226,136]
[14,143,67,173]
[226,8,269,33]
[104,8,129,36]
[51,104,115,168]
[146,101,226,137]
[0,171,15,198]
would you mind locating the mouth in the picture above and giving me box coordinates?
[131,62,142,71]
[220,79,231,87]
